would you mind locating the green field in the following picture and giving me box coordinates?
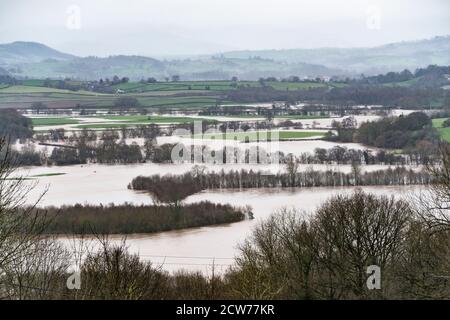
[110,81,345,93]
[0,85,98,95]
[110,81,253,92]
[32,118,80,126]
[0,79,346,110]
[433,118,450,142]
[197,130,325,142]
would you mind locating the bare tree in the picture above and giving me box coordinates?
[416,143,450,231]
[285,154,299,186]
[0,138,50,271]
[229,191,414,299]
[0,138,67,298]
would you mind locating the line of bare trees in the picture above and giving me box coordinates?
[129,166,433,203]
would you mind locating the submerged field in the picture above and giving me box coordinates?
[28,114,218,129]
[75,116,216,128]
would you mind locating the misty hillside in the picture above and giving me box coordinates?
[0,42,345,80]
[221,36,450,75]
[0,41,76,65]
[0,36,449,80]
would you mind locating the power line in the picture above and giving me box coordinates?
[136,254,234,260]
[154,262,231,267]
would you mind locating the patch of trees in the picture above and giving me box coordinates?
[0,143,44,167]
[0,73,17,85]
[128,172,205,206]
[130,166,432,200]
[113,96,140,108]
[359,69,414,84]
[42,201,248,234]
[353,65,450,89]
[11,145,43,166]
[140,77,157,83]
[354,112,439,149]
[0,109,33,141]
[226,85,446,108]
[17,127,162,166]
[42,78,82,91]
[326,86,443,107]
[10,141,438,168]
[94,140,143,164]
[49,147,81,166]
[49,142,144,166]
[329,112,440,150]
[30,102,48,114]
[306,146,402,165]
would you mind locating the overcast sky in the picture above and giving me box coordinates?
[0,0,449,57]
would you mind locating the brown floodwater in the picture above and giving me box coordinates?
[59,184,423,274]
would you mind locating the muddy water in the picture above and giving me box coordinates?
[156,136,374,156]
[53,181,421,274]
[17,162,416,207]
[93,185,421,274]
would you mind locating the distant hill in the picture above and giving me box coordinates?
[220,36,450,75]
[0,41,76,65]
[0,42,345,80]
[1,36,449,80]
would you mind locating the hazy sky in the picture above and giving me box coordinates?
[0,0,449,57]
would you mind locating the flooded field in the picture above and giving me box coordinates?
[18,162,417,206]
[157,135,374,155]
[17,108,425,274]
[15,161,422,274]
[60,185,422,274]
[28,109,415,132]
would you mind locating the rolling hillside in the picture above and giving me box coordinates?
[0,41,75,65]
[220,36,450,75]
[1,36,450,80]
[0,41,345,81]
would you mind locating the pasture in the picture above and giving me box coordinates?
[433,118,450,142]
